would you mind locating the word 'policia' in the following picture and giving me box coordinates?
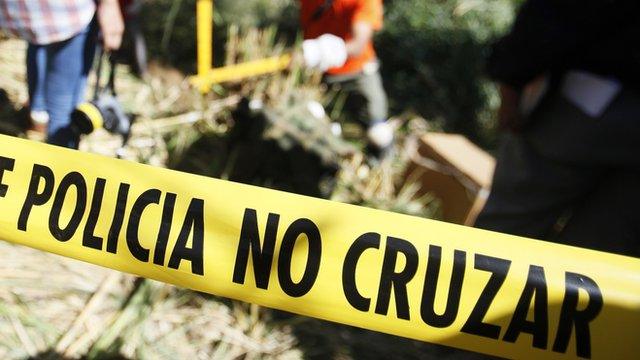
[8,159,205,275]
[0,156,603,359]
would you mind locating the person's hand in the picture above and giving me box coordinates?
[97,0,125,51]
[302,34,348,72]
[497,84,522,132]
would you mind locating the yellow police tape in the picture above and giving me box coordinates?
[0,134,638,359]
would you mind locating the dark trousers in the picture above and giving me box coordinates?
[476,88,640,258]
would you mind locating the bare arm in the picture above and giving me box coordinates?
[97,0,125,51]
[345,21,373,58]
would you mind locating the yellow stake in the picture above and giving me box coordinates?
[191,0,292,92]
[204,55,292,84]
[196,0,213,93]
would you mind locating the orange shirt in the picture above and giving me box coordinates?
[301,0,383,75]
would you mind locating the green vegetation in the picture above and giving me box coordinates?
[139,0,297,72]
[377,0,516,146]
[141,0,519,147]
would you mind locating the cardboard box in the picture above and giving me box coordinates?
[406,133,495,225]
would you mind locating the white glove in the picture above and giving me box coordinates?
[303,34,348,72]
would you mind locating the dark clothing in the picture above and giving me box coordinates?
[487,0,640,90]
[525,87,640,168]
[477,0,640,257]
[475,88,640,258]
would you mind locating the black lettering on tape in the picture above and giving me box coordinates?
[552,272,603,359]
[503,265,548,349]
[153,192,177,266]
[277,218,322,297]
[83,178,107,250]
[375,237,418,320]
[0,156,15,197]
[106,183,130,254]
[168,198,205,276]
[342,232,381,312]
[18,164,55,231]
[420,246,466,328]
[48,172,87,242]
[232,209,279,288]
[461,254,511,339]
[126,189,161,262]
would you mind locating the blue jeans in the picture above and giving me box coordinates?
[26,46,47,112]
[27,20,97,148]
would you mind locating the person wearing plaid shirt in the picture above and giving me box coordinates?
[0,0,124,148]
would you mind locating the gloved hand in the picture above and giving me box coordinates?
[302,34,348,72]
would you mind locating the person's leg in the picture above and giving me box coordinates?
[323,73,363,125]
[324,69,389,125]
[45,22,97,148]
[74,22,98,106]
[324,70,392,158]
[475,133,603,240]
[356,69,392,157]
[27,44,47,112]
[27,45,49,131]
[556,169,640,257]
[355,68,388,125]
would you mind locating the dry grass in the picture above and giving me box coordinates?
[0,241,302,359]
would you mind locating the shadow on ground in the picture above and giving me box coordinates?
[0,88,27,136]
[26,350,129,360]
[273,312,498,360]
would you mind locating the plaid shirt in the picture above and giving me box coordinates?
[0,0,96,45]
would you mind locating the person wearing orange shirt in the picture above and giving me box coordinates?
[300,0,392,157]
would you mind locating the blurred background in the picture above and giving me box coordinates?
[0,0,522,358]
